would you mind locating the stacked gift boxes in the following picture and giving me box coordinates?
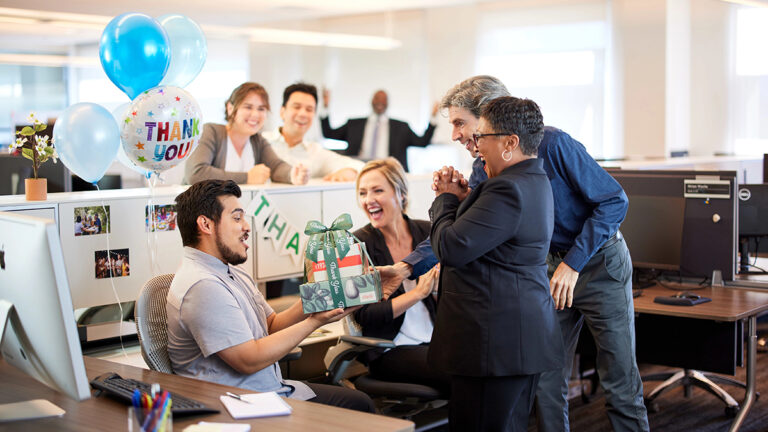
[299,214,382,313]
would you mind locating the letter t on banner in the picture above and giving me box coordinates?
[246,190,274,231]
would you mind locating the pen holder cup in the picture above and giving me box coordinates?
[128,406,173,432]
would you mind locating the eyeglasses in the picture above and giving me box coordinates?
[472,132,511,142]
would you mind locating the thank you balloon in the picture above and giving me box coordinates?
[158,14,207,88]
[99,13,170,100]
[111,103,151,178]
[120,86,202,173]
[53,103,121,184]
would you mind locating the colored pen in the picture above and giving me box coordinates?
[150,390,170,432]
[142,389,165,431]
[155,393,172,432]
[132,389,142,422]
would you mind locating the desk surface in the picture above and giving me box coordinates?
[634,284,768,321]
[0,357,414,432]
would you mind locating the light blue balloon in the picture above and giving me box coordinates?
[99,13,170,100]
[110,103,152,178]
[53,103,121,184]
[158,14,207,88]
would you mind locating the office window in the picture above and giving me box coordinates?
[475,4,608,157]
[0,64,68,146]
[730,7,768,155]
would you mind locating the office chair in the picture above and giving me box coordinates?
[135,274,302,374]
[135,273,176,373]
[324,316,448,426]
[642,369,753,417]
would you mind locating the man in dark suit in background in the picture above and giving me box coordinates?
[320,89,438,171]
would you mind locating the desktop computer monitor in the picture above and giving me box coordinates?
[608,169,738,281]
[0,211,90,421]
[738,183,768,273]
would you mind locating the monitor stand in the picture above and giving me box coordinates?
[0,300,66,422]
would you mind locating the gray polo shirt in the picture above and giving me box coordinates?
[166,247,314,400]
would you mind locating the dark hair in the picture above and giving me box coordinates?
[225,82,270,124]
[481,97,544,156]
[282,82,318,107]
[175,180,242,247]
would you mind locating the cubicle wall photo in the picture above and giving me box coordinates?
[58,193,255,310]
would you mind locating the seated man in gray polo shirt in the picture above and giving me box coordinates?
[167,179,374,412]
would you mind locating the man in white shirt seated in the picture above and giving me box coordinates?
[263,83,363,182]
[166,179,374,412]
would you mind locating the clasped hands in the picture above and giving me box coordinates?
[432,165,469,201]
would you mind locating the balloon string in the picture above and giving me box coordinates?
[95,184,128,359]
[146,174,162,277]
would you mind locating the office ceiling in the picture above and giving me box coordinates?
[0,0,478,52]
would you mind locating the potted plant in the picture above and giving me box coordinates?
[9,112,58,200]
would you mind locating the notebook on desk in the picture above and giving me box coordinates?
[219,392,292,419]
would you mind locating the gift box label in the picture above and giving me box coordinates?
[299,273,381,313]
[313,243,363,282]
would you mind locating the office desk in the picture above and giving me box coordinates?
[0,356,414,432]
[633,284,768,432]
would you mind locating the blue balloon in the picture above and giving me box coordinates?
[53,103,121,184]
[158,14,207,88]
[99,13,170,100]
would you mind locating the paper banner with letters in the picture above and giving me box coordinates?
[245,190,305,265]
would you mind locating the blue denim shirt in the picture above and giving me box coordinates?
[404,126,628,274]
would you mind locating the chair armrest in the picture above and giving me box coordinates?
[280,346,302,362]
[340,335,396,349]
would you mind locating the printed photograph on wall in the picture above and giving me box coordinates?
[145,204,177,232]
[94,248,130,279]
[74,206,110,236]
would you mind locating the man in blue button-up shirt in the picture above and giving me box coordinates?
[383,76,649,431]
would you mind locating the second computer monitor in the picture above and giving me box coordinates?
[608,169,738,281]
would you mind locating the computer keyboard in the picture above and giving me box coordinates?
[90,372,220,417]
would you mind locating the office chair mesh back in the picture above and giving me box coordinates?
[135,273,175,374]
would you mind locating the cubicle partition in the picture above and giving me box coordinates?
[0,176,433,310]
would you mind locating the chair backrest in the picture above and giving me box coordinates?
[135,273,175,373]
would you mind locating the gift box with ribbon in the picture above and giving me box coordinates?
[300,213,382,313]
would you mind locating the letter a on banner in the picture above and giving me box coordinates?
[280,225,304,265]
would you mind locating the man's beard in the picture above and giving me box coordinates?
[215,228,248,265]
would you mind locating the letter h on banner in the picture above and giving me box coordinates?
[245,190,304,265]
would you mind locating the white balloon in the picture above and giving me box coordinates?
[121,86,202,174]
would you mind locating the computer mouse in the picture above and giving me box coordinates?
[674,291,701,299]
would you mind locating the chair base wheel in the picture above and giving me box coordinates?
[725,405,739,418]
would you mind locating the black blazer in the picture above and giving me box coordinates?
[428,158,565,377]
[353,216,436,363]
[320,117,436,172]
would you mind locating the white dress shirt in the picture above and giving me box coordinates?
[224,135,255,173]
[392,278,434,346]
[360,114,389,160]
[263,129,363,179]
